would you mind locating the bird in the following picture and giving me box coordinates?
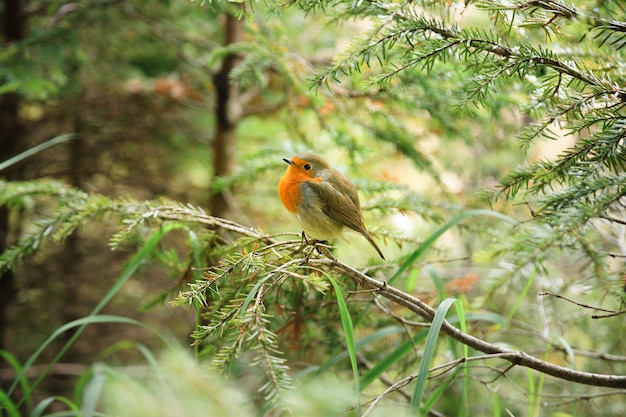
[278,152,385,259]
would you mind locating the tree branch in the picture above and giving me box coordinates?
[62,201,626,390]
[305,254,626,389]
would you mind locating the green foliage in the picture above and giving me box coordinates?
[287,0,626,236]
[3,173,624,416]
[0,3,84,99]
[0,180,381,413]
[3,0,626,416]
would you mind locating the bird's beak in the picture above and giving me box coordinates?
[282,158,294,165]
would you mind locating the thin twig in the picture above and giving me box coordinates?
[539,291,619,313]
[307,254,626,389]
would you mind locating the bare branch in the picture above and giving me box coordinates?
[539,291,626,318]
[305,254,626,389]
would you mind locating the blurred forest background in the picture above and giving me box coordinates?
[1,0,626,416]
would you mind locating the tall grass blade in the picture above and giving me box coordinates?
[7,224,179,403]
[421,299,469,416]
[410,298,459,415]
[0,134,77,172]
[30,396,78,417]
[0,350,31,410]
[327,275,361,416]
[0,389,20,417]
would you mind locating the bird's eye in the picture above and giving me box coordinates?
[303,164,312,170]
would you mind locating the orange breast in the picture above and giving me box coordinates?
[278,170,302,213]
[278,166,321,213]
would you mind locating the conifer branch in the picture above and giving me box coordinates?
[2,180,625,396]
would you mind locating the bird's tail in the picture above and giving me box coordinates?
[364,231,385,260]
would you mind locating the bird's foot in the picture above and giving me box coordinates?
[298,232,332,260]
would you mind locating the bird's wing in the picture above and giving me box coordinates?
[305,178,386,260]
[305,180,368,235]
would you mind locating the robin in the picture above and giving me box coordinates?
[278,152,385,259]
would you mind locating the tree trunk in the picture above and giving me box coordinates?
[209,9,244,218]
[0,0,26,350]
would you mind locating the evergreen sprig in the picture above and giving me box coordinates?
[291,0,626,237]
[0,180,308,405]
[0,181,113,271]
